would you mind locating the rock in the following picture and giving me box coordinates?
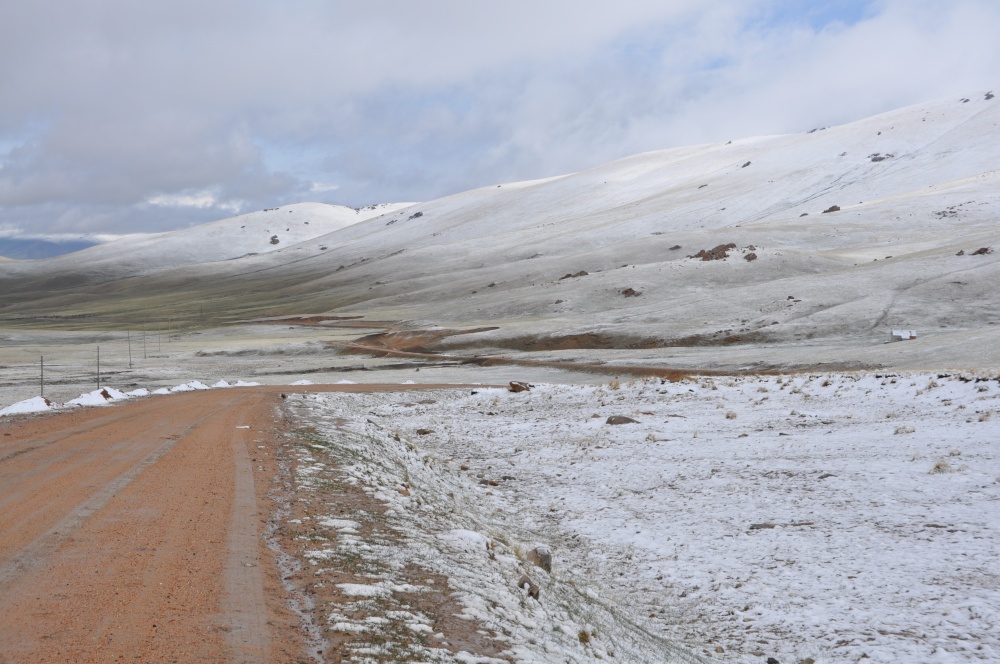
[799,659,816,664]
[822,205,841,213]
[559,270,588,280]
[972,247,993,255]
[517,574,540,600]
[416,428,434,435]
[508,381,532,393]
[460,464,469,471]
[744,252,757,262]
[742,161,751,168]
[621,287,642,297]
[715,646,725,653]
[270,235,280,244]
[767,658,780,664]
[280,393,287,399]
[690,243,737,261]
[606,415,638,425]
[527,546,552,573]
[749,523,777,530]
[956,250,965,255]
[669,244,682,250]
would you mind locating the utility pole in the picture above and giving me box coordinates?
[40,356,44,398]
[97,345,101,390]
[127,329,133,369]
[143,319,147,359]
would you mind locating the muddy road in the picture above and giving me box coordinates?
[0,384,479,663]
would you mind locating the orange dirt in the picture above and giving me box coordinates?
[346,327,499,354]
[0,384,486,663]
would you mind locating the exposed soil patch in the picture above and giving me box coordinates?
[689,243,737,261]
[346,327,500,356]
[663,330,773,347]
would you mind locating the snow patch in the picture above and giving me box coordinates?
[0,396,54,416]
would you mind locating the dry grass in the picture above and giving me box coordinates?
[894,424,916,435]
[725,411,738,420]
[930,460,953,474]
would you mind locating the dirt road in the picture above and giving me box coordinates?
[0,384,475,663]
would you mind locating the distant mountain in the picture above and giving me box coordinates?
[0,237,98,259]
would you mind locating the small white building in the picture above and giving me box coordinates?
[890,329,917,342]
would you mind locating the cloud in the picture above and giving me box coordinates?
[146,189,242,214]
[0,0,998,234]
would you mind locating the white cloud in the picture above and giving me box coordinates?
[0,0,998,234]
[146,189,242,214]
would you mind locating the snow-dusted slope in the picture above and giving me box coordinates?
[187,90,998,362]
[0,202,414,280]
[2,91,999,368]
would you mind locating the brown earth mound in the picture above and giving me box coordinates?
[690,243,737,261]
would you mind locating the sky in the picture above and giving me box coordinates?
[0,0,998,238]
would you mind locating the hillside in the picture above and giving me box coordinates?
[0,201,413,282]
[1,91,999,369]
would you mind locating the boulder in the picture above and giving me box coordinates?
[527,546,552,573]
[606,415,638,425]
[517,574,540,600]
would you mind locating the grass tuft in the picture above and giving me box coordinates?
[929,460,953,474]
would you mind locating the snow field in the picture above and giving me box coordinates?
[294,372,1000,663]
[287,394,705,663]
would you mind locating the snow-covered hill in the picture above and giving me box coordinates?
[1,91,999,369]
[0,201,414,280]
